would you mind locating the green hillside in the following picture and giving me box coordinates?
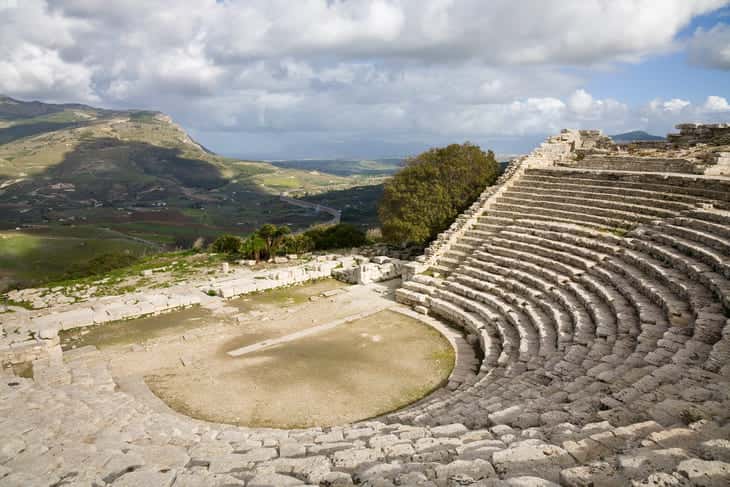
[0,96,387,290]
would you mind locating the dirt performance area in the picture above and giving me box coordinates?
[61,279,454,428]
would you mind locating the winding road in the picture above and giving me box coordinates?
[279,193,342,226]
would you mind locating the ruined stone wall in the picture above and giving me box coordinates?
[333,257,405,284]
[706,151,730,176]
[667,123,730,145]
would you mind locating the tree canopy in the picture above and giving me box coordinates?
[378,142,499,244]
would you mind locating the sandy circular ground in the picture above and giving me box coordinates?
[61,280,454,428]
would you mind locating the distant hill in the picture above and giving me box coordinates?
[0,95,393,290]
[610,130,665,142]
[0,96,385,238]
[268,158,405,177]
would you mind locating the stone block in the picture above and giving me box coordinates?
[493,440,575,482]
[675,459,730,487]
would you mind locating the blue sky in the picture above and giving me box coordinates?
[1,0,729,159]
[585,7,730,106]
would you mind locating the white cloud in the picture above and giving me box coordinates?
[663,98,692,112]
[688,23,730,69]
[703,95,730,111]
[0,0,728,156]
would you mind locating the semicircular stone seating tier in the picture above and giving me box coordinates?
[393,169,730,431]
[2,127,730,486]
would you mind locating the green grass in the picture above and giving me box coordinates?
[269,158,403,177]
[231,278,347,311]
[0,228,156,291]
[109,222,220,245]
[60,304,208,350]
[41,250,225,290]
[180,208,215,225]
[601,227,630,237]
[0,296,34,310]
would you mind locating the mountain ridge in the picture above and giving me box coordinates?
[610,130,665,142]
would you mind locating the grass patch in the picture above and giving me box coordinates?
[0,296,34,310]
[60,304,206,350]
[600,227,630,238]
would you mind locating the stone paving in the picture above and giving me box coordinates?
[1,124,730,486]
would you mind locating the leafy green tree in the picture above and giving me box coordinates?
[256,224,291,258]
[378,142,499,244]
[282,233,315,255]
[241,234,267,262]
[210,234,243,254]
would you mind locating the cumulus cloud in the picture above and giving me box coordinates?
[688,23,730,69]
[702,95,730,111]
[637,95,730,137]
[0,0,728,156]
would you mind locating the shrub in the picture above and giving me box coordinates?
[210,234,243,254]
[192,237,206,251]
[257,224,291,257]
[304,223,367,250]
[366,228,383,242]
[282,234,315,255]
[241,234,266,262]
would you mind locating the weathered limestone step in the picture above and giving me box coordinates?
[628,235,730,311]
[451,272,557,356]
[491,202,641,229]
[523,168,730,201]
[660,223,730,256]
[459,263,574,347]
[643,230,730,279]
[566,154,703,174]
[501,190,685,218]
[512,179,709,206]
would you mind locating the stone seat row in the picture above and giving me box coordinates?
[429,165,730,273]
[395,168,730,433]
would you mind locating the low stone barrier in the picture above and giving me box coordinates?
[205,259,345,298]
[0,255,370,368]
[333,257,405,284]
